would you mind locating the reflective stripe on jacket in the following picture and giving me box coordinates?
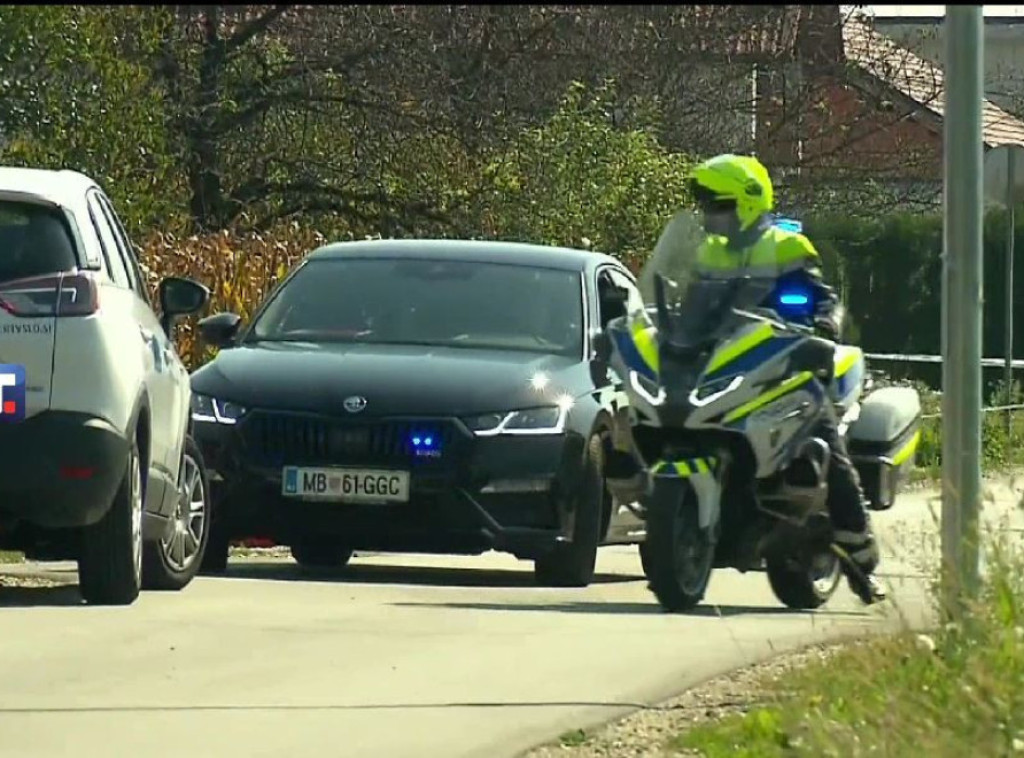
[694,225,824,282]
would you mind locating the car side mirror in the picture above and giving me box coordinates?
[158,276,210,336]
[198,312,243,349]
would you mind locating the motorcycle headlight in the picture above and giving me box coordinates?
[191,394,247,425]
[463,396,573,437]
[628,370,666,406]
[690,375,743,406]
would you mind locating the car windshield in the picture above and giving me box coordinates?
[247,256,584,358]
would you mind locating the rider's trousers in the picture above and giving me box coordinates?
[812,401,880,574]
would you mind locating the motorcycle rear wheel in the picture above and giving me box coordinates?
[642,477,716,613]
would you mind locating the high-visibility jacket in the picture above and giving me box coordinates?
[694,215,839,330]
[618,215,840,383]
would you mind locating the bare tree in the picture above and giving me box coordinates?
[135,4,990,230]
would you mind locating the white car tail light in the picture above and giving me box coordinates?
[0,271,99,317]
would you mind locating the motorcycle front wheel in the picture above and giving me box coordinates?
[765,549,842,610]
[642,477,717,613]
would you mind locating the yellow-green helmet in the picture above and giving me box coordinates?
[688,154,774,231]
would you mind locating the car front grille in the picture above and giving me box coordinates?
[239,411,466,468]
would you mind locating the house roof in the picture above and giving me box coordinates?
[842,17,1024,147]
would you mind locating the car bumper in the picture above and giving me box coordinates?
[0,411,129,529]
[195,414,587,560]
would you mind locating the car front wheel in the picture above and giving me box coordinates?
[142,436,211,590]
[533,433,606,588]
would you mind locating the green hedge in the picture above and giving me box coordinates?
[807,206,1024,391]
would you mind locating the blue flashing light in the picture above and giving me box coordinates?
[773,216,803,233]
[409,431,442,457]
[778,291,810,306]
[774,286,815,322]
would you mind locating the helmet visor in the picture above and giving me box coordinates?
[690,181,737,214]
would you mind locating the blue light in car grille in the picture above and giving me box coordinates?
[410,432,441,457]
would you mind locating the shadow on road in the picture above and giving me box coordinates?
[0,582,82,608]
[215,561,643,588]
[390,599,874,618]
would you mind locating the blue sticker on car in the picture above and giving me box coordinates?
[283,467,298,494]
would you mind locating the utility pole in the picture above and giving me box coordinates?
[985,144,1024,436]
[1005,151,1015,438]
[941,4,984,615]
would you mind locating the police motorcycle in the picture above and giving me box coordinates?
[603,212,922,612]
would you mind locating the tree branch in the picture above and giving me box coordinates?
[224,5,290,57]
[232,178,450,228]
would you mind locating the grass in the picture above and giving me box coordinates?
[558,729,588,748]
[670,532,1024,758]
[909,377,1024,477]
[0,551,23,564]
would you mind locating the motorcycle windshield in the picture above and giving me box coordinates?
[637,210,780,352]
[637,209,705,303]
[658,277,739,351]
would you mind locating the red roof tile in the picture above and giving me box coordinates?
[842,17,1024,148]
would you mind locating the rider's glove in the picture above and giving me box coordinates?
[813,312,840,340]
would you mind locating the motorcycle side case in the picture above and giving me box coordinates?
[846,386,922,510]
[829,345,867,414]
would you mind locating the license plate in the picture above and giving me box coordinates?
[281,466,410,503]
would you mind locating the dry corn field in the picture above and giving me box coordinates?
[137,226,329,370]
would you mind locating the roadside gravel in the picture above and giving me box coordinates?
[522,641,848,757]
[0,574,65,590]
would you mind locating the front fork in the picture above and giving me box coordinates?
[604,407,653,513]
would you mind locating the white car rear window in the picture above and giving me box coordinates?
[0,201,77,284]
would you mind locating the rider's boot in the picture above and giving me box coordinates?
[834,522,887,605]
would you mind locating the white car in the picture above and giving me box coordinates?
[0,168,212,605]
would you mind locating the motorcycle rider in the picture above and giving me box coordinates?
[674,153,886,604]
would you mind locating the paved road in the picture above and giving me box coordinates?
[0,479,1019,758]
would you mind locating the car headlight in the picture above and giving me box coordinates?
[463,396,574,437]
[191,394,247,425]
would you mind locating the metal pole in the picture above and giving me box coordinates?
[1005,150,1016,439]
[942,4,984,614]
